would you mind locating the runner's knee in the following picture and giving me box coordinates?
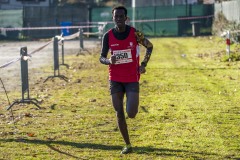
[127,111,138,118]
[126,103,138,118]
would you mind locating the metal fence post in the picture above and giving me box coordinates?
[60,38,69,68]
[44,36,68,82]
[226,30,231,56]
[53,36,59,75]
[79,28,84,49]
[6,47,41,110]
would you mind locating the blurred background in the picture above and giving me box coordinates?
[0,0,239,40]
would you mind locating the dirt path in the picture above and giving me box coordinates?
[0,39,101,91]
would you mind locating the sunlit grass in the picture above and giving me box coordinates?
[0,36,240,159]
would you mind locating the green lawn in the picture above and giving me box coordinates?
[0,36,240,160]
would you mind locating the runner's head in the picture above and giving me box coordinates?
[112,6,127,29]
[112,6,127,16]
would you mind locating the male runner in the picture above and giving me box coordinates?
[99,6,153,154]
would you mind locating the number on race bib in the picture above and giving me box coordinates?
[113,49,133,64]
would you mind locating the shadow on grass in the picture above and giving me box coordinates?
[0,138,219,158]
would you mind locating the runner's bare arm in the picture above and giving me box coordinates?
[135,31,153,67]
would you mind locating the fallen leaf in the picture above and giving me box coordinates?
[27,133,35,137]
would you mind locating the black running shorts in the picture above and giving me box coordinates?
[109,80,139,95]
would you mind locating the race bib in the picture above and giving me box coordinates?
[113,49,133,64]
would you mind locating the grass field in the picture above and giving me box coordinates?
[0,36,240,160]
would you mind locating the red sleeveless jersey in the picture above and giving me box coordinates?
[108,27,140,82]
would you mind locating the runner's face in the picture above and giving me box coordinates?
[113,9,126,28]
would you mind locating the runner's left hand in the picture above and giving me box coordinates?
[139,65,146,74]
[109,55,116,64]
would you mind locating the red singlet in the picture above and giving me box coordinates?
[108,27,140,82]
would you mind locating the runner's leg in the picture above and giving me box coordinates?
[111,92,131,145]
[126,92,139,118]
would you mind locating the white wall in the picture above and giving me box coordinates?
[215,0,240,24]
[133,0,198,7]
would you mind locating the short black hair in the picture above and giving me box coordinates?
[112,6,127,16]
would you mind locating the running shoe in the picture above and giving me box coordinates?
[121,146,133,154]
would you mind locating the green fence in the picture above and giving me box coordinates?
[91,4,214,36]
[0,4,214,39]
[22,6,87,38]
[0,10,23,39]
